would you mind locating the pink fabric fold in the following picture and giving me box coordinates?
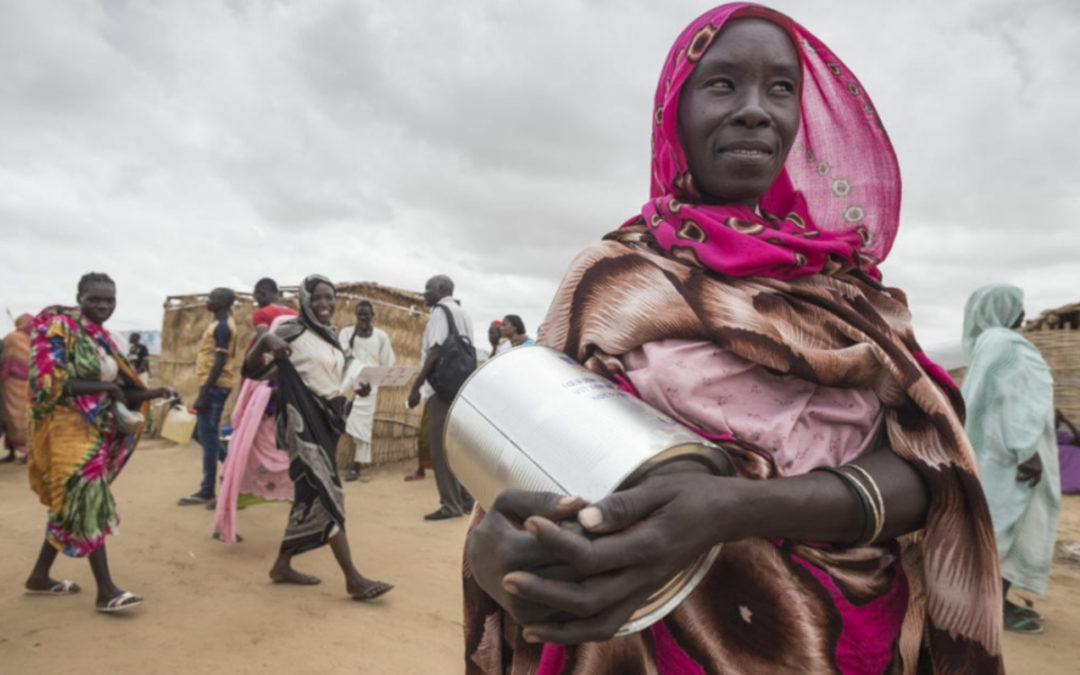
[623,340,883,476]
[212,370,292,543]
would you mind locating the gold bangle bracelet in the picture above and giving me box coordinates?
[839,466,883,545]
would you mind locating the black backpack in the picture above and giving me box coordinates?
[427,304,477,401]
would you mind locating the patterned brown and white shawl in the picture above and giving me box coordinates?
[462,226,1004,674]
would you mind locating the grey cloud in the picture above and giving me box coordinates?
[1,0,1078,352]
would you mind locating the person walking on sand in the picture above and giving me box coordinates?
[211,302,297,543]
[244,275,392,601]
[406,275,475,520]
[962,284,1061,634]
[403,402,432,481]
[24,273,176,612]
[1,313,32,463]
[179,287,239,506]
[339,300,395,482]
[127,332,150,377]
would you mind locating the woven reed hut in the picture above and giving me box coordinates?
[157,282,429,465]
[945,301,1080,420]
[1024,301,1080,420]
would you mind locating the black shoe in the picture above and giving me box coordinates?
[424,507,460,521]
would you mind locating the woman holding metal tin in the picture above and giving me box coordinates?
[463,4,1004,673]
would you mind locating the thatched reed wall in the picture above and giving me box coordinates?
[1023,301,1080,421]
[946,301,1080,420]
[158,282,429,465]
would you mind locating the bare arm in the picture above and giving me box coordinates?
[243,332,292,376]
[474,443,929,644]
[406,344,441,407]
[68,379,125,399]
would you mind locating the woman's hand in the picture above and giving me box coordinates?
[157,386,180,402]
[505,469,728,645]
[1017,453,1043,487]
[264,334,292,361]
[467,490,587,627]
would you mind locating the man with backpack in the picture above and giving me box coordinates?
[407,275,476,521]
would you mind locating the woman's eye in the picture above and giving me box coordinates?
[770,81,795,94]
[704,77,734,90]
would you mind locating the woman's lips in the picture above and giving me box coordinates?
[717,139,774,159]
[720,148,771,159]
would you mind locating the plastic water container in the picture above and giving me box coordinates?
[160,406,197,444]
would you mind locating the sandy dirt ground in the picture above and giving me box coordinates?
[1,439,1078,674]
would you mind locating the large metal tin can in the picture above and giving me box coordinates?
[445,344,721,635]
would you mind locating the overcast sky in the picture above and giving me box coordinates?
[2,0,1078,358]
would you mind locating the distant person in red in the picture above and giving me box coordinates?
[487,320,510,360]
[252,278,295,331]
[210,280,297,539]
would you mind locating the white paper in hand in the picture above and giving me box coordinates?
[356,365,417,388]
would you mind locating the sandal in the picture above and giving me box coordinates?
[1004,606,1043,634]
[96,591,143,613]
[404,469,425,482]
[25,579,81,595]
[344,467,360,482]
[1007,598,1044,622]
[352,581,394,601]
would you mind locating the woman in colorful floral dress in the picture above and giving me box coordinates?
[24,272,176,612]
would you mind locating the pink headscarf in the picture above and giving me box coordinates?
[637,3,900,280]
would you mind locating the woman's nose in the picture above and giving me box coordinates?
[731,90,771,128]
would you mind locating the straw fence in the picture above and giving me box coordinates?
[1025,328,1080,421]
[1023,301,1080,419]
[947,303,1080,420]
[157,282,429,465]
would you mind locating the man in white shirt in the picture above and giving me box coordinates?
[407,275,475,520]
[340,300,395,482]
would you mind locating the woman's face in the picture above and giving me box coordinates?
[78,282,117,325]
[677,18,801,206]
[309,282,336,324]
[488,324,502,344]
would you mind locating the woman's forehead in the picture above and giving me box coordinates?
[700,18,799,71]
[81,282,115,297]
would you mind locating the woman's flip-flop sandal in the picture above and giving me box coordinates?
[1004,611,1043,634]
[1007,598,1044,622]
[352,581,394,601]
[96,591,143,613]
[25,579,81,595]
